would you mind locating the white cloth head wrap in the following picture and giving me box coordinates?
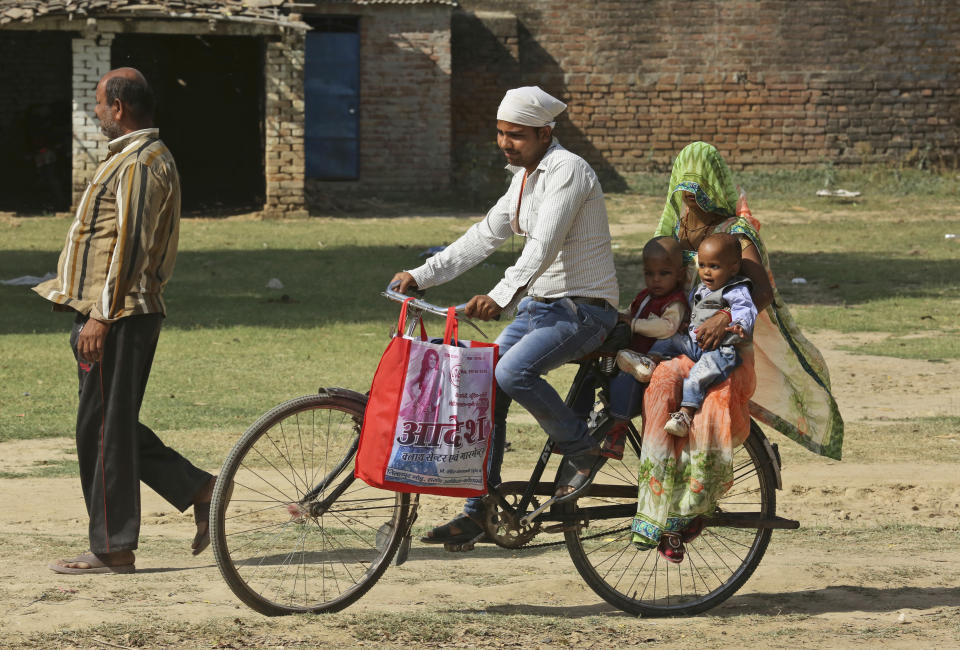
[496,86,566,128]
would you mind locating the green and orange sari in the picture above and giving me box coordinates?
[632,141,844,546]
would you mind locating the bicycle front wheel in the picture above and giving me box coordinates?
[211,390,411,616]
[565,421,777,616]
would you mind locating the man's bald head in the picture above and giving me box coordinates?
[103,67,148,85]
[95,67,155,137]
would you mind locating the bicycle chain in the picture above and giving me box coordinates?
[510,525,631,550]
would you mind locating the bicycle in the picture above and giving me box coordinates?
[210,284,799,617]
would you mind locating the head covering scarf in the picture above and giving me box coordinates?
[654,141,740,239]
[497,86,567,128]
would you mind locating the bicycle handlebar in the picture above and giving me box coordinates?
[382,281,488,339]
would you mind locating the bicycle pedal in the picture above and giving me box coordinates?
[520,497,557,527]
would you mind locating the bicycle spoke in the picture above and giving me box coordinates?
[247,442,304,501]
[294,413,311,505]
[236,462,303,505]
[223,504,289,522]
[277,417,306,495]
[565,424,775,616]
[317,523,362,585]
[213,395,407,614]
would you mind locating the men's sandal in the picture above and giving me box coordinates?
[554,447,606,504]
[420,514,484,545]
[658,532,685,564]
[48,551,135,575]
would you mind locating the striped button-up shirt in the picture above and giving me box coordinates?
[33,128,181,322]
[409,141,619,309]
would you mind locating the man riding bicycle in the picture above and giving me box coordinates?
[391,86,619,546]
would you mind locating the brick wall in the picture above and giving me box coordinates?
[304,5,452,203]
[72,32,114,200]
[454,0,960,196]
[265,30,307,218]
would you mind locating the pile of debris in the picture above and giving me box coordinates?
[0,0,308,28]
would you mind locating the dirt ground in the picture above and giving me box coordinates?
[2,330,958,649]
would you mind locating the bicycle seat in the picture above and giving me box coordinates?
[577,321,632,361]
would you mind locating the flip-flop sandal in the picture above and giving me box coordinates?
[554,448,606,504]
[658,533,685,564]
[48,551,135,575]
[420,514,484,545]
[192,478,233,556]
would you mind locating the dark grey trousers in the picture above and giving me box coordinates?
[71,312,212,553]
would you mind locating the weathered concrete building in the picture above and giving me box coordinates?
[0,0,454,215]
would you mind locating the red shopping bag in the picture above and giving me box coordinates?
[356,300,498,496]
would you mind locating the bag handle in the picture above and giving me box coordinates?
[443,306,459,345]
[396,297,427,341]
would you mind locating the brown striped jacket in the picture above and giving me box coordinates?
[34,128,180,322]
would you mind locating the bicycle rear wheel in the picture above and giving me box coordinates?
[211,390,410,615]
[565,421,776,616]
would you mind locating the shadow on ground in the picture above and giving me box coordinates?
[4,247,956,335]
[471,585,960,618]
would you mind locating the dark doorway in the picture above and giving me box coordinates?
[112,34,265,213]
[304,16,360,180]
[0,31,71,213]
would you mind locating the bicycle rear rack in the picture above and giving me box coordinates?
[498,480,799,530]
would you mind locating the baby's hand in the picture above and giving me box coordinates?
[725,323,747,339]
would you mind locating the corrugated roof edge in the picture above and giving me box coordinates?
[0,1,460,30]
[0,1,317,29]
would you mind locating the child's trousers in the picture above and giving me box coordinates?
[649,333,741,409]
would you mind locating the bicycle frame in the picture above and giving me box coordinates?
[212,284,803,618]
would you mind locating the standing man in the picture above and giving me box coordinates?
[35,68,215,574]
[392,86,619,545]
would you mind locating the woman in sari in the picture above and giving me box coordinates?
[632,141,844,560]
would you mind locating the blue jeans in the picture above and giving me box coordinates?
[649,333,740,409]
[463,296,617,520]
